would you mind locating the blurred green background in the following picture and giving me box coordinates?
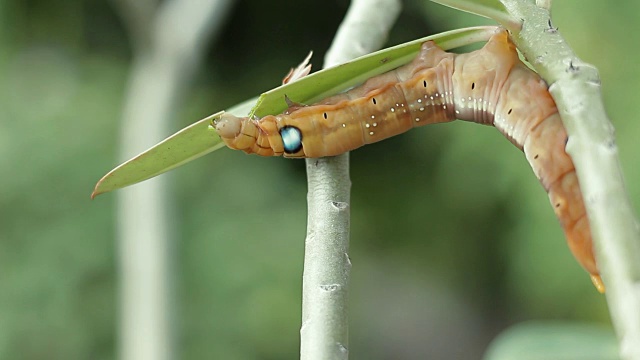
[1,0,637,359]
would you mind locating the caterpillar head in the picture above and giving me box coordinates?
[213,113,243,139]
[213,113,264,154]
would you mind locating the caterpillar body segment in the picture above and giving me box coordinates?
[213,30,601,290]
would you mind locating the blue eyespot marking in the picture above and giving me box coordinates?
[280,126,303,154]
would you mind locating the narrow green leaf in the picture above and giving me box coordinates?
[92,26,499,197]
[251,26,498,117]
[91,113,222,199]
[428,0,521,31]
[91,98,256,198]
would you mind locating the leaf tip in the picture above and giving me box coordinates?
[90,189,100,200]
[91,170,114,199]
[91,180,106,199]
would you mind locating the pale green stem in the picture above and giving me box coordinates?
[300,0,401,359]
[114,0,235,359]
[498,1,640,359]
[536,0,551,11]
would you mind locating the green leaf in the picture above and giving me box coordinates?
[428,0,520,30]
[91,98,256,198]
[92,26,498,197]
[91,114,222,199]
[484,322,619,360]
[251,26,498,117]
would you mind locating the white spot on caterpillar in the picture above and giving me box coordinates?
[369,131,374,135]
[371,115,375,119]
[415,117,420,122]
[455,110,460,114]
[342,123,346,127]
[390,107,395,112]
[443,105,447,110]
[419,107,425,111]
[430,96,434,100]
[468,96,472,101]
[417,99,422,103]
[365,123,370,128]
[373,122,377,127]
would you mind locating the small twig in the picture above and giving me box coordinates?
[300,0,401,359]
[498,1,640,359]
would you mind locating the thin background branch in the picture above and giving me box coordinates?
[112,0,235,359]
[300,0,401,359]
[497,1,640,359]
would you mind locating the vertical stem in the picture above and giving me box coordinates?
[114,1,235,359]
[302,156,352,359]
[498,1,640,359]
[300,1,401,359]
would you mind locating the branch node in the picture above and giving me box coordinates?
[544,19,558,33]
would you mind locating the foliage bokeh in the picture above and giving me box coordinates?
[1,0,637,359]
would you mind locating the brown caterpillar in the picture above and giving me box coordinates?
[214,30,603,292]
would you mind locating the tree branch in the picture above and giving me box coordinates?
[535,0,552,11]
[498,1,640,359]
[300,1,401,359]
[111,0,160,52]
[114,1,235,359]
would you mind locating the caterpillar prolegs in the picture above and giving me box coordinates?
[214,30,603,291]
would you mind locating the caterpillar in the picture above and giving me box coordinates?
[213,29,603,292]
